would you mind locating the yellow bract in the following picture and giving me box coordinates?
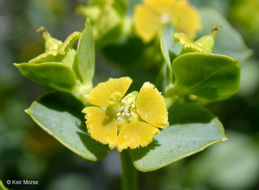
[133,0,201,42]
[83,77,168,152]
[170,0,201,39]
[136,82,168,128]
[134,5,160,43]
[117,121,160,152]
[87,77,132,107]
[83,107,117,149]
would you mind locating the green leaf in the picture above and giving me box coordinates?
[0,180,8,190]
[130,102,226,172]
[170,53,240,100]
[160,24,182,84]
[198,9,251,62]
[62,49,77,69]
[75,21,95,85]
[26,92,110,161]
[160,24,181,67]
[15,62,76,92]
[155,62,168,93]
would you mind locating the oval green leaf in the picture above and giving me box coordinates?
[15,62,76,92]
[26,92,110,161]
[75,21,95,85]
[130,102,226,172]
[171,53,240,100]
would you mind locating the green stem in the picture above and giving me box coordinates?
[165,84,182,109]
[167,63,173,85]
[120,150,138,190]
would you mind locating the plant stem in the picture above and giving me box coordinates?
[120,150,138,190]
[165,84,181,109]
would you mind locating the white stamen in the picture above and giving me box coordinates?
[116,103,137,122]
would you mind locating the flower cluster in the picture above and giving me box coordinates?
[82,77,168,152]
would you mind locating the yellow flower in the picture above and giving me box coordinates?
[82,77,168,152]
[133,0,201,42]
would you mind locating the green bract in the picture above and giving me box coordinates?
[15,62,76,92]
[130,102,226,171]
[167,53,240,100]
[15,21,95,105]
[26,92,110,161]
[160,25,182,67]
[161,23,240,102]
[75,20,95,86]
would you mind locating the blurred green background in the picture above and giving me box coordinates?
[0,0,258,189]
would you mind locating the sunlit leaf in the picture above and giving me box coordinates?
[169,53,240,100]
[130,102,226,172]
[75,21,95,85]
[15,62,76,92]
[160,24,181,69]
[26,92,110,161]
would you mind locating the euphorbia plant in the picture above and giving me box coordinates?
[15,1,241,190]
